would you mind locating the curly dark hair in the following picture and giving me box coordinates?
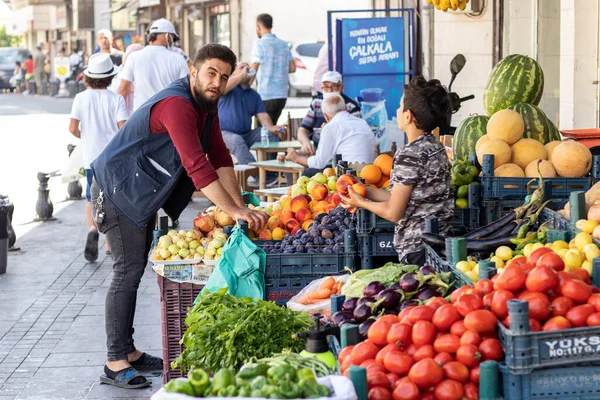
[403,76,450,132]
[193,44,237,76]
[83,74,114,89]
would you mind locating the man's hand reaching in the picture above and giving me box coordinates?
[230,207,269,231]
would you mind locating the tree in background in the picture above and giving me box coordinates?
[0,25,20,47]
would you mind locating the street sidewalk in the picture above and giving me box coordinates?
[0,196,209,400]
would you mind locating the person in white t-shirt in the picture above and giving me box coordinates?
[69,53,128,262]
[117,18,190,112]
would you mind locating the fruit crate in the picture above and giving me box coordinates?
[424,243,450,274]
[358,232,399,269]
[356,209,395,235]
[480,154,600,200]
[483,198,569,226]
[158,274,204,383]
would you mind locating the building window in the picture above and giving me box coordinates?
[209,4,230,47]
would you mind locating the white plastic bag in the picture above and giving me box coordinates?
[60,143,84,183]
[286,275,350,318]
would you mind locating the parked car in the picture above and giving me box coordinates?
[288,41,324,97]
[0,47,32,91]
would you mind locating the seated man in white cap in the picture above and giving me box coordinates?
[97,29,124,66]
[296,71,361,155]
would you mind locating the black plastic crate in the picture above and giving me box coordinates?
[265,274,357,306]
[358,232,398,269]
[264,252,356,278]
[356,209,395,235]
[483,198,568,225]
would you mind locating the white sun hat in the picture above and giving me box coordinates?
[149,18,179,40]
[83,53,117,79]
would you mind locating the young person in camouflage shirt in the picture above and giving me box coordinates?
[340,76,454,264]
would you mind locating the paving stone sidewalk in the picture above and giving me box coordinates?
[0,197,208,399]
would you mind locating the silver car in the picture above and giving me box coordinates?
[0,48,31,90]
[288,41,324,97]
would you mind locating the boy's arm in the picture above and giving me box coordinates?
[341,184,412,223]
[69,119,80,138]
[366,185,392,202]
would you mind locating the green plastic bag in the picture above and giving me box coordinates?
[198,223,266,302]
[242,191,261,207]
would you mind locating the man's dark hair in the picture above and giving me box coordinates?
[15,61,20,66]
[27,55,32,60]
[148,32,158,43]
[83,74,114,89]
[403,76,450,132]
[256,14,273,29]
[193,44,237,76]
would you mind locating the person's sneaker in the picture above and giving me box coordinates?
[247,175,280,188]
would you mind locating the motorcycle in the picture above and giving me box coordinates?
[439,54,475,135]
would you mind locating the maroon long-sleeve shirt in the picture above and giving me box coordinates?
[149,96,234,189]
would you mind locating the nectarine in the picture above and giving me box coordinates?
[286,218,300,232]
[351,182,367,198]
[290,195,310,213]
[295,208,312,222]
[302,219,315,231]
[258,229,273,240]
[310,183,329,201]
[336,174,360,195]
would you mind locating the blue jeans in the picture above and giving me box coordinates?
[85,169,93,202]
[221,128,280,165]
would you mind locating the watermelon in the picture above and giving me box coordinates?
[452,115,489,162]
[483,54,544,116]
[507,103,561,145]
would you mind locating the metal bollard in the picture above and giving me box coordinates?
[66,144,83,200]
[29,80,37,94]
[67,81,77,98]
[39,80,48,95]
[35,172,56,221]
[49,79,59,96]
[0,194,17,251]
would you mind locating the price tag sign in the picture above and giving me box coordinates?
[53,57,71,82]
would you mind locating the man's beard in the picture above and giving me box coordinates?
[192,86,219,113]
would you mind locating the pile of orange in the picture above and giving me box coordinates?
[360,154,393,188]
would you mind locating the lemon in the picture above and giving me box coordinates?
[465,270,479,283]
[523,243,535,257]
[456,261,472,273]
[472,263,480,276]
[490,256,505,269]
[584,243,600,261]
[576,219,588,230]
[496,246,513,261]
[557,248,569,258]
[564,249,584,270]
[582,261,593,276]
[575,232,593,251]
[468,260,477,268]
[582,220,599,234]
[532,243,544,252]
[569,239,578,249]
[551,240,569,252]
[545,243,553,248]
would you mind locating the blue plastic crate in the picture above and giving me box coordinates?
[356,209,395,235]
[452,207,482,233]
[424,243,450,273]
[263,252,357,278]
[480,154,600,200]
[539,207,571,231]
[358,232,399,269]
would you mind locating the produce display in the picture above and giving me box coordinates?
[507,103,561,145]
[451,159,479,209]
[451,115,488,162]
[559,181,600,220]
[296,276,345,305]
[425,0,470,12]
[151,228,228,262]
[359,154,392,188]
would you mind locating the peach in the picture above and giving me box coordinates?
[323,167,336,177]
[290,195,310,213]
[311,183,329,201]
[272,227,285,241]
[302,194,312,203]
[272,208,282,217]
[295,208,312,222]
[259,229,273,240]
[269,220,285,230]
[336,174,360,195]
[302,219,315,231]
[351,182,368,198]
[291,227,300,236]
[331,192,342,206]
[280,196,291,210]
[323,204,336,214]
[268,215,280,224]
[280,209,295,224]
[286,218,300,232]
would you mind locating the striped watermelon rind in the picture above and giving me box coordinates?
[483,54,545,116]
[507,103,561,145]
[452,115,489,162]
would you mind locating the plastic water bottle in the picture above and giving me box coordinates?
[261,124,269,147]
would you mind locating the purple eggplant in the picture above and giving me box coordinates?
[416,285,444,301]
[331,311,354,326]
[388,282,401,291]
[341,297,359,312]
[353,304,373,323]
[419,265,436,276]
[363,281,386,297]
[383,307,400,316]
[358,318,376,339]
[399,299,419,310]
[377,288,401,310]
[400,273,419,292]
[356,296,376,308]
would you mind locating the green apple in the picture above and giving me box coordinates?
[167,230,177,236]
[306,180,318,194]
[312,172,328,184]
[297,176,311,187]
[160,234,172,242]
[265,207,273,216]
[171,254,182,261]
[273,202,282,210]
[185,230,196,239]
[189,240,200,250]
[178,229,187,237]
[159,240,171,250]
[216,247,223,256]
[176,239,189,249]
[204,254,214,260]
[171,234,183,243]
[178,248,190,258]
[159,248,171,259]
[291,184,307,197]
[184,254,194,260]
[195,247,205,256]
[168,244,181,255]
[328,176,338,191]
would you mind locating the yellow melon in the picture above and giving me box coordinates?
[476,139,512,169]
[551,140,593,177]
[487,109,525,145]
[524,159,557,178]
[545,140,562,163]
[510,139,547,169]
[495,163,525,177]
[475,135,490,152]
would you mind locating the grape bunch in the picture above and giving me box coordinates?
[426,0,469,12]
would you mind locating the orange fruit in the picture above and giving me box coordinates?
[376,175,390,188]
[374,154,393,176]
[360,164,383,185]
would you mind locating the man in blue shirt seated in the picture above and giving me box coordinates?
[219,62,286,186]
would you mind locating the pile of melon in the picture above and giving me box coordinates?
[475,109,593,178]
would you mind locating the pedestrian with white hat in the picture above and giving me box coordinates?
[68,53,128,263]
[117,18,190,112]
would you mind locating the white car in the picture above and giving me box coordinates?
[288,41,324,97]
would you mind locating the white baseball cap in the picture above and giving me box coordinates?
[149,18,179,40]
[321,71,343,84]
[83,53,117,79]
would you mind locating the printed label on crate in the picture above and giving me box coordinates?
[378,239,394,249]
[164,265,193,281]
[543,336,600,358]
[532,370,600,391]
[192,264,214,284]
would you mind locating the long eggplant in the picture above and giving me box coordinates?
[463,211,516,240]
[466,235,515,252]
[485,220,520,239]
[422,232,446,250]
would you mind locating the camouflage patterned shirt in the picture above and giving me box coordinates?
[390,133,454,261]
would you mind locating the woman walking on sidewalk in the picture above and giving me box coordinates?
[68,53,128,262]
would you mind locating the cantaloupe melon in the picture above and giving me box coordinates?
[475,135,490,153]
[545,140,562,163]
[487,109,525,145]
[525,159,556,178]
[477,139,512,169]
[495,163,525,177]
[551,140,592,177]
[511,139,547,169]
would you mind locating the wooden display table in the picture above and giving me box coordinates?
[254,186,290,202]
[249,160,305,190]
[250,140,303,161]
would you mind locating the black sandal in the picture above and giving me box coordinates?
[130,352,163,372]
[100,365,150,389]
[84,230,99,262]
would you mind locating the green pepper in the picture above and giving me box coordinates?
[261,384,282,398]
[213,368,236,392]
[251,389,263,398]
[237,363,270,380]
[317,384,330,397]
[250,375,268,391]
[239,387,252,397]
[280,381,300,399]
[296,368,316,384]
[188,368,210,396]
[165,378,196,396]
[236,377,251,389]
[267,365,296,383]
[302,381,322,399]
[218,385,238,397]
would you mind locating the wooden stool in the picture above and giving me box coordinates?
[234,165,258,192]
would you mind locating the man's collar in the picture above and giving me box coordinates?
[330,110,349,122]
[262,33,276,38]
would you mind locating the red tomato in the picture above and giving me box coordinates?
[442,361,469,383]
[433,334,461,354]
[399,316,413,326]
[450,320,467,337]
[450,286,477,304]
[552,296,575,317]
[432,304,461,332]
[460,330,481,347]
[426,297,448,311]
[405,343,418,357]
[413,345,435,362]
[464,382,479,400]
[339,345,354,364]
[387,323,413,348]
[386,373,399,388]
[502,316,510,329]
[588,312,600,326]
[454,293,484,317]
[479,338,503,361]
[456,344,482,368]
[542,316,573,331]
[408,305,435,324]
[529,318,542,332]
[491,290,515,320]
[383,351,413,375]
[434,352,453,366]
[480,331,498,341]
[361,359,378,368]
[464,309,498,334]
[434,379,464,400]
[506,256,528,268]
[588,293,600,312]
[470,365,480,383]
[368,387,392,400]
[369,319,395,346]
[566,304,596,327]
[483,292,494,309]
[527,247,553,265]
[556,271,575,294]
[368,372,391,391]
[494,264,527,292]
[376,343,402,365]
[408,358,444,389]
[341,356,353,373]
[420,393,436,400]
[351,340,380,365]
[412,320,437,346]
[391,379,420,400]
[526,264,559,292]
[571,268,591,284]
[397,307,415,321]
[520,292,552,321]
[536,251,565,272]
[562,280,593,304]
[380,315,401,325]
[475,279,494,296]
[366,363,388,375]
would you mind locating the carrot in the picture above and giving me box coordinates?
[320,277,336,290]
[314,288,332,299]
[335,281,344,293]
[304,298,329,305]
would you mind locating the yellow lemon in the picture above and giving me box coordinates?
[523,243,535,257]
[532,243,545,252]
[582,220,599,234]
[564,249,584,270]
[496,267,505,276]
[582,261,593,276]
[557,248,569,258]
[569,239,578,249]
[496,246,513,261]
[465,270,479,283]
[545,243,553,248]
[575,232,593,251]
[490,256,505,269]
[472,263,480,276]
[583,243,600,261]
[551,240,569,252]
[468,260,478,268]
[456,261,472,273]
